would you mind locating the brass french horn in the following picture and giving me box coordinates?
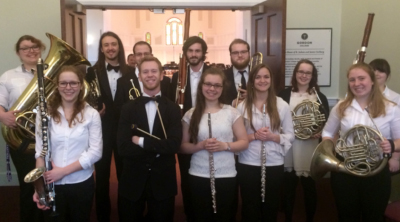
[310,125,387,179]
[1,33,91,153]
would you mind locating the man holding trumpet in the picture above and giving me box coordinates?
[117,56,182,221]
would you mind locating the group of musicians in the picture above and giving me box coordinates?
[1,31,400,222]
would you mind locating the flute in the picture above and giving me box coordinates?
[208,112,217,213]
[261,104,267,202]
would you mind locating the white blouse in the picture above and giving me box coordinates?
[0,66,34,110]
[237,97,294,166]
[35,103,103,185]
[322,99,400,142]
[383,86,400,108]
[182,105,241,178]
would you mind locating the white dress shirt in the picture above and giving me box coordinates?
[106,62,121,100]
[0,65,34,110]
[135,67,144,94]
[35,103,103,185]
[138,91,162,148]
[383,86,400,108]
[322,99,400,142]
[237,97,295,166]
[190,64,204,107]
[233,66,249,90]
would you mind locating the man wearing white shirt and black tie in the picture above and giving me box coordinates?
[85,31,135,222]
[223,39,251,107]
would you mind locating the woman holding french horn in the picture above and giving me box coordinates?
[322,63,400,222]
[180,67,248,222]
[279,59,329,222]
[236,63,294,222]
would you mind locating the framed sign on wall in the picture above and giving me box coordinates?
[285,28,332,86]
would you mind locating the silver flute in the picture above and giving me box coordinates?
[261,104,267,202]
[208,112,217,213]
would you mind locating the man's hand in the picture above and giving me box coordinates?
[0,110,19,128]
[99,103,106,117]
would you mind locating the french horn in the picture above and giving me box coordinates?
[292,88,326,139]
[310,125,387,179]
[1,33,91,153]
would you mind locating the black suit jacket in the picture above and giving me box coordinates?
[223,66,239,105]
[86,65,136,131]
[170,64,210,115]
[114,70,172,117]
[117,96,182,201]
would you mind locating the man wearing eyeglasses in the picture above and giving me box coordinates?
[85,31,135,222]
[114,41,173,117]
[224,39,251,107]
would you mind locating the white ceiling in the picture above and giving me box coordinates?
[77,0,265,10]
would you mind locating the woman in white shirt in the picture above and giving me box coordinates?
[322,63,400,222]
[236,63,294,222]
[181,67,248,222]
[278,59,330,222]
[33,65,102,221]
[0,35,46,222]
[369,58,400,173]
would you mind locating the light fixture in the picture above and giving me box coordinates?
[173,9,185,14]
[153,9,165,14]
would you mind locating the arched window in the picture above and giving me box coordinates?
[145,32,151,44]
[198,32,203,39]
[166,18,183,45]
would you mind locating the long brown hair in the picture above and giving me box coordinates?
[94,31,129,75]
[338,63,391,119]
[291,59,320,93]
[188,68,226,143]
[48,66,86,127]
[243,64,280,132]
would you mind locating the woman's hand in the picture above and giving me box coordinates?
[389,158,400,172]
[255,127,276,142]
[0,110,19,128]
[43,162,65,184]
[99,103,106,117]
[380,139,392,154]
[33,191,50,210]
[204,138,227,153]
[310,133,322,139]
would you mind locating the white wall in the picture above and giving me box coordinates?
[87,10,104,65]
[0,0,61,186]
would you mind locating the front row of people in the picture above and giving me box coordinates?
[31,56,400,222]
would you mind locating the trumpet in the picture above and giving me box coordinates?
[260,104,267,202]
[129,79,140,100]
[208,112,217,213]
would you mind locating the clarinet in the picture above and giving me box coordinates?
[24,58,57,216]
[260,104,267,202]
[208,112,217,213]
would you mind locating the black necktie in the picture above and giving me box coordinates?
[238,70,247,90]
[142,95,161,104]
[107,64,120,72]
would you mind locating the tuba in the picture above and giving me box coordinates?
[249,52,263,71]
[310,125,386,179]
[1,33,91,153]
[291,87,326,139]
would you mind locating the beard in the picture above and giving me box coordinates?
[142,79,161,91]
[231,57,250,70]
[186,55,203,67]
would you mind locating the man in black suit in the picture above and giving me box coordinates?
[114,41,172,114]
[117,56,182,221]
[169,36,209,222]
[223,38,251,106]
[85,31,135,222]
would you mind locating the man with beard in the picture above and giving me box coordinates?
[223,39,251,107]
[170,36,210,222]
[117,56,182,221]
[114,41,172,114]
[86,31,135,222]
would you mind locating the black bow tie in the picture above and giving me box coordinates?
[107,64,120,72]
[142,95,161,104]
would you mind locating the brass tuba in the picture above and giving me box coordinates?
[310,125,387,179]
[292,88,326,139]
[1,33,91,153]
[249,52,263,71]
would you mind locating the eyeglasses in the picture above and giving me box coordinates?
[231,50,249,56]
[19,46,40,53]
[297,70,312,76]
[58,81,80,88]
[135,52,151,57]
[203,82,223,90]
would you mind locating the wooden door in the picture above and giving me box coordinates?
[251,0,286,92]
[60,0,87,57]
